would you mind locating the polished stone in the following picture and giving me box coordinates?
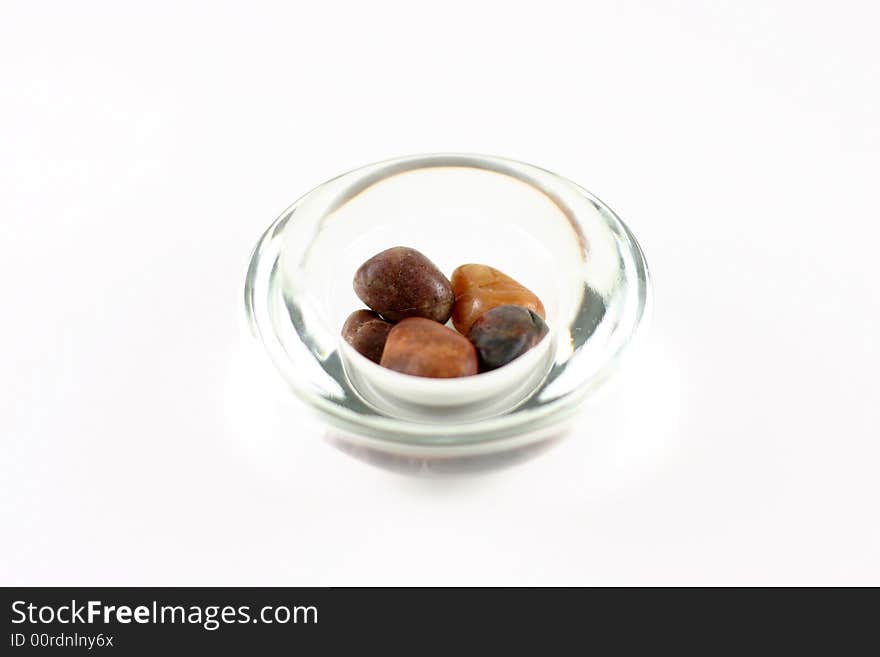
[451,263,545,334]
[380,317,478,378]
[341,309,393,363]
[354,246,453,323]
[467,305,549,372]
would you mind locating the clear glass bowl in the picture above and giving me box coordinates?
[244,153,651,461]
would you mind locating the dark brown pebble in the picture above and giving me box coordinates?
[353,247,454,323]
[341,309,393,363]
[467,305,549,372]
[380,317,478,378]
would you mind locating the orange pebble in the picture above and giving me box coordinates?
[450,264,545,334]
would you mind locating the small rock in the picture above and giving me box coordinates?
[468,305,549,372]
[451,264,545,334]
[380,317,478,378]
[341,309,394,363]
[354,247,453,323]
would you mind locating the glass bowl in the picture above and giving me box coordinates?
[244,153,651,461]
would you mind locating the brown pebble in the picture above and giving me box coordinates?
[380,317,478,378]
[451,264,545,334]
[354,247,453,323]
[468,305,549,372]
[341,309,393,363]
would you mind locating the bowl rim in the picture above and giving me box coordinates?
[244,152,652,449]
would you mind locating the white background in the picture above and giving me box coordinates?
[2,1,878,586]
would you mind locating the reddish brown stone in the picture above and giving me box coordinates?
[380,317,478,378]
[451,264,545,335]
[354,247,453,323]
[341,310,393,363]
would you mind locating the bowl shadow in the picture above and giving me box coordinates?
[323,429,569,477]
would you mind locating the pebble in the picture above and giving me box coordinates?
[354,247,454,323]
[450,264,545,334]
[467,305,549,372]
[380,317,478,378]
[341,309,393,363]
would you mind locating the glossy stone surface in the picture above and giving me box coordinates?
[341,309,393,364]
[380,317,478,378]
[354,247,454,323]
[451,264,546,334]
[467,305,549,372]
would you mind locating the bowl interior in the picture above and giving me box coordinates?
[298,166,585,333]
